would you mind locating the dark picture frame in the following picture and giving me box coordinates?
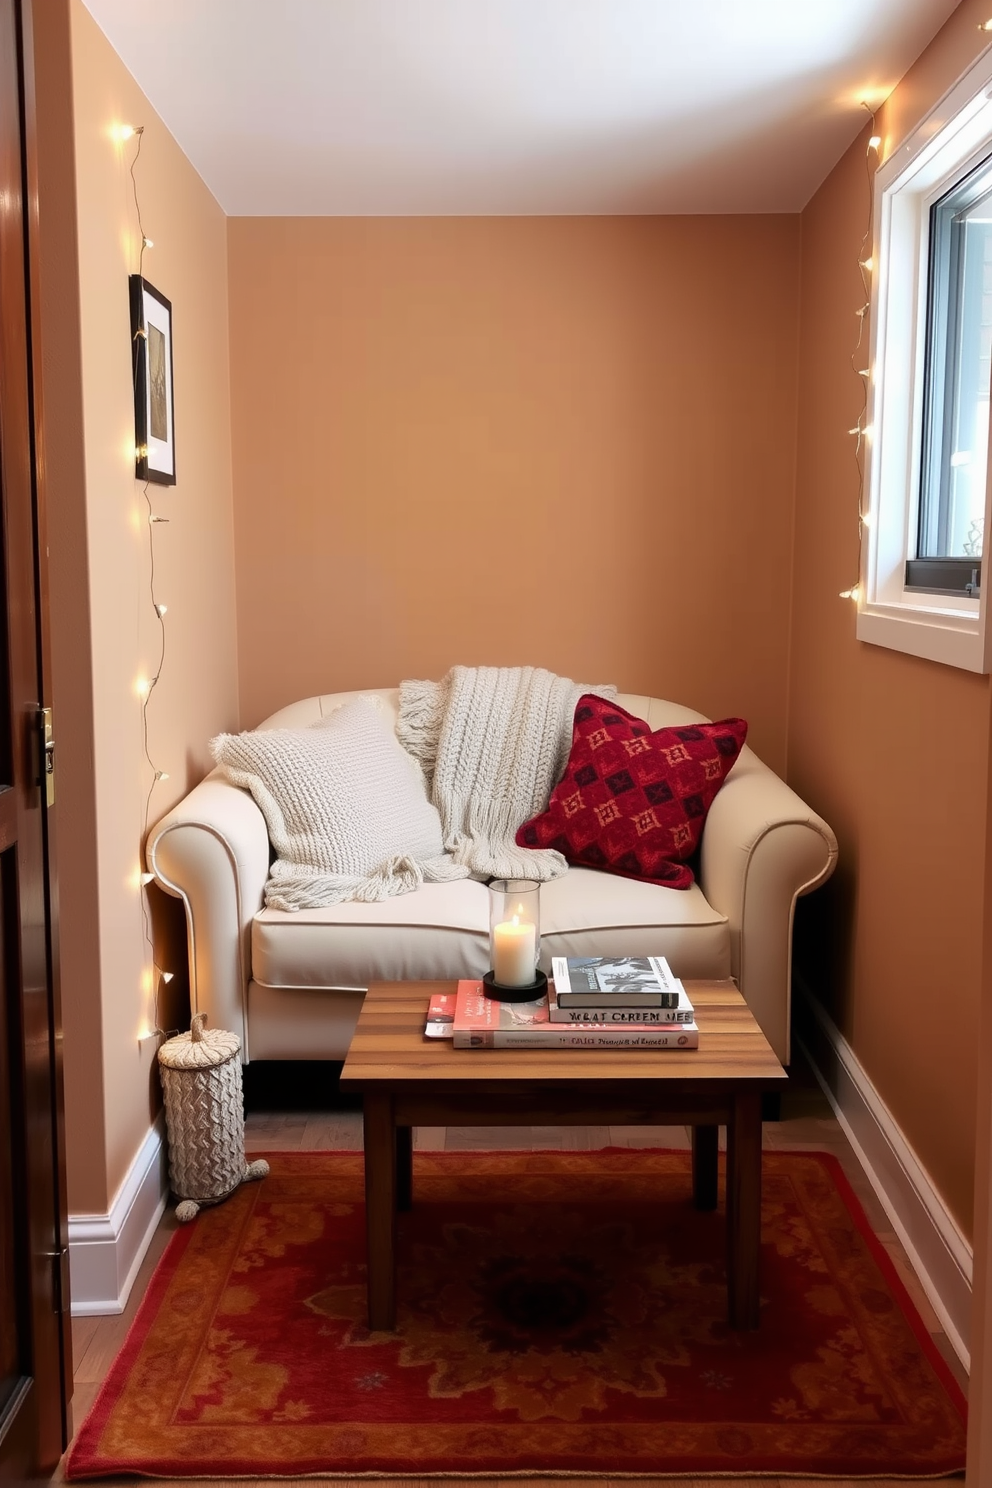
[129,275,176,485]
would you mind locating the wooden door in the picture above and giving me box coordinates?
[0,0,70,1478]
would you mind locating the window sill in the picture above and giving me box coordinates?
[856,600,988,671]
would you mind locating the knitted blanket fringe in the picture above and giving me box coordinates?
[397,665,616,883]
[394,674,448,796]
[264,851,467,912]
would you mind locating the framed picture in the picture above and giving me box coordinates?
[129,275,176,485]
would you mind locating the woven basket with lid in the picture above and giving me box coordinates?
[158,1013,268,1222]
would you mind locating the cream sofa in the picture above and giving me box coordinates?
[146,688,838,1067]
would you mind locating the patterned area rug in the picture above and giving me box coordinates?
[66,1149,966,1479]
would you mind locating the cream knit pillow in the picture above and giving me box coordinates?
[210,698,468,911]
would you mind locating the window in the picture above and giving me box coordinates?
[911,153,992,594]
[860,49,992,670]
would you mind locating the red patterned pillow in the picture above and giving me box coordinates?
[516,696,747,889]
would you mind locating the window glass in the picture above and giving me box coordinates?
[919,158,992,565]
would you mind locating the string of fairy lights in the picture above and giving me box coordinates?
[839,103,881,605]
[117,121,174,1034]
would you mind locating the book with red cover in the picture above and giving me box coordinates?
[452,980,698,1050]
[424,990,456,1039]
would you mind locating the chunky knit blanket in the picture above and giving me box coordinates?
[397,665,616,882]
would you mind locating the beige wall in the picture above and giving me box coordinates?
[43,0,992,1252]
[789,0,992,1237]
[46,1,240,1213]
[227,216,800,773]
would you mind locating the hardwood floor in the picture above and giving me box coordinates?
[59,1050,968,1488]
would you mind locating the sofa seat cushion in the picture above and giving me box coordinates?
[540,869,730,979]
[251,867,730,991]
[252,880,491,990]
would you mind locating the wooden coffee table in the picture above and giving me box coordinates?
[340,978,786,1332]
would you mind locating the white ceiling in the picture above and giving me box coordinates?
[81,0,964,215]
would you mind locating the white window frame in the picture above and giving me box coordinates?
[860,47,992,672]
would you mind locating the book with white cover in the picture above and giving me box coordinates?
[551,955,683,1008]
[547,979,695,1024]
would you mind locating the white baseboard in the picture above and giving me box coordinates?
[68,1116,168,1316]
[795,978,972,1371]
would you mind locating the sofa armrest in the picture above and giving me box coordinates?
[698,748,838,1065]
[146,771,270,1059]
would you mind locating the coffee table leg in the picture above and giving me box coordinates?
[363,1091,397,1330]
[726,1087,762,1330]
[691,1124,718,1210]
[396,1125,413,1211]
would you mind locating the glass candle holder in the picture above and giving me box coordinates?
[487,879,542,997]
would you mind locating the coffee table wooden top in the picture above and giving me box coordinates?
[341,979,787,1087]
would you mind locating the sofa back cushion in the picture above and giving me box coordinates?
[255,690,713,737]
[251,868,730,993]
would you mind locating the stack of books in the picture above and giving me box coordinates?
[424,955,698,1050]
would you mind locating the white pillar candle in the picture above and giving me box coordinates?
[492,915,537,988]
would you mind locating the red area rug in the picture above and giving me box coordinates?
[66,1149,966,1479]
